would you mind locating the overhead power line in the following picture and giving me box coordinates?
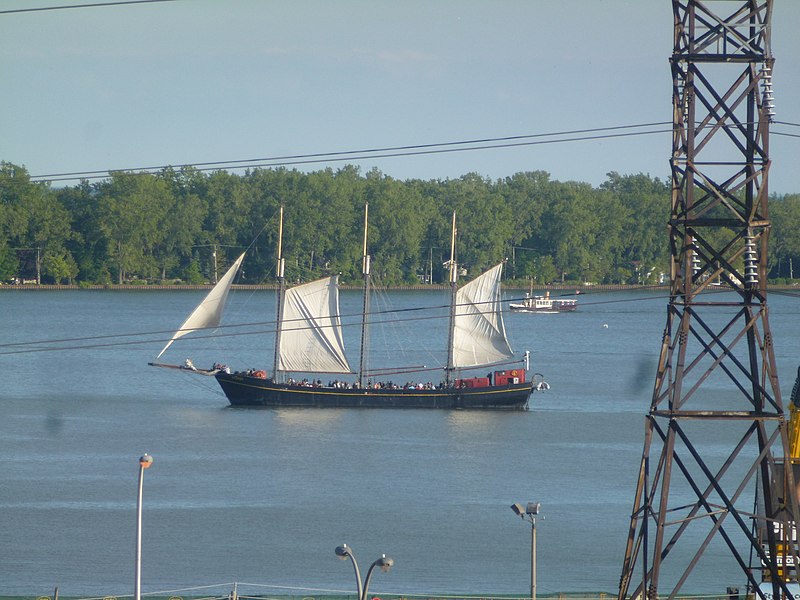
[23,119,798,184]
[0,0,179,14]
[29,122,673,183]
[4,285,782,358]
[0,280,796,358]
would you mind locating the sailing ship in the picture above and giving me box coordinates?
[509,289,577,313]
[151,208,538,409]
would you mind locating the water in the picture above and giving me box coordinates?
[1,288,799,597]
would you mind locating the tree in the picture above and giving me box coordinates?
[57,181,108,283]
[601,171,670,283]
[97,172,170,283]
[280,167,361,282]
[498,171,550,277]
[43,250,78,284]
[0,162,31,243]
[155,167,208,281]
[1,162,78,283]
[203,171,254,281]
[0,240,18,282]
[535,181,608,282]
[0,159,793,287]
[433,173,514,276]
[769,194,800,279]
[365,169,433,285]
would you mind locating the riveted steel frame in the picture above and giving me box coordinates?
[617,2,798,600]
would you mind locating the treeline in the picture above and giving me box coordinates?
[1,161,799,286]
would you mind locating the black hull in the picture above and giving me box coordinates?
[215,373,531,409]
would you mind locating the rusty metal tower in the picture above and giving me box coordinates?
[618,2,799,599]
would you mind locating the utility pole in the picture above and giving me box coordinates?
[618,3,798,600]
[212,244,218,284]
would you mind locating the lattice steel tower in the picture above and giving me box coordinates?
[617,2,798,599]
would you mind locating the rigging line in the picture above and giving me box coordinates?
[365,357,523,378]
[773,131,800,139]
[774,121,800,128]
[30,128,673,183]
[0,0,180,14]
[30,121,673,180]
[242,219,272,256]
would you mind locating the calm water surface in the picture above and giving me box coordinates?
[1,288,799,596]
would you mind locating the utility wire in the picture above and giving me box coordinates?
[30,121,672,179]
[4,285,786,357]
[29,123,673,183]
[26,120,800,184]
[2,285,798,357]
[0,0,179,14]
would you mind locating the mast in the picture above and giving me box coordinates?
[445,211,457,385]
[272,205,286,382]
[357,203,371,388]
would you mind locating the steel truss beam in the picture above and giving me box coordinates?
[618,2,798,599]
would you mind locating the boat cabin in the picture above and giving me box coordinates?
[456,369,526,388]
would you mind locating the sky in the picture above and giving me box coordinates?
[1,0,799,193]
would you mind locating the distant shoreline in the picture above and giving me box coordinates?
[0,283,797,292]
[0,283,648,292]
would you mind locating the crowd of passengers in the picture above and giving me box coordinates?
[224,366,492,391]
[284,378,442,390]
[230,367,478,390]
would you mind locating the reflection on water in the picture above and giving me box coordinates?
[273,407,345,429]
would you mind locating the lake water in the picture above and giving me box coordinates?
[1,287,799,598]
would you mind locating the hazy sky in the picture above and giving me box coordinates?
[2,0,799,193]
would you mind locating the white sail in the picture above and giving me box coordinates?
[278,276,352,374]
[452,262,514,368]
[156,252,245,359]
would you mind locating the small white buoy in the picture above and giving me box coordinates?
[603,323,609,329]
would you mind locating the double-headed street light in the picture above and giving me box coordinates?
[135,454,153,600]
[335,544,394,600]
[511,502,541,600]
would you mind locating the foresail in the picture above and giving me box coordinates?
[452,262,514,368]
[278,276,352,374]
[156,252,246,359]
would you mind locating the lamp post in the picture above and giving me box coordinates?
[335,544,394,600]
[511,502,541,600]
[135,454,153,600]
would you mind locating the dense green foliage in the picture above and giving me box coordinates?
[1,161,798,286]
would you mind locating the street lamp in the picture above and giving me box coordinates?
[511,502,541,600]
[135,454,153,600]
[335,544,394,600]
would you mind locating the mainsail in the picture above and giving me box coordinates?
[278,275,352,374]
[156,252,246,359]
[452,262,514,368]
